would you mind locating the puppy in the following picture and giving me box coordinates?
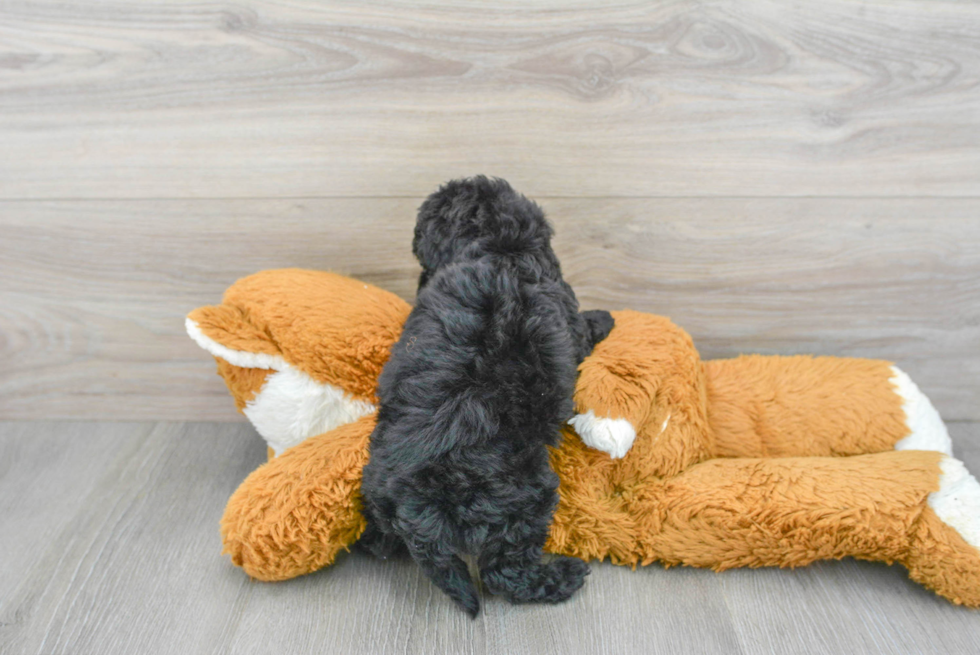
[359,176,615,616]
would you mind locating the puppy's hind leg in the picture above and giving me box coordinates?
[478,512,589,605]
[408,539,481,617]
[356,518,408,560]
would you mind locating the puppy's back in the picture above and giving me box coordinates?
[362,176,596,616]
[372,257,577,464]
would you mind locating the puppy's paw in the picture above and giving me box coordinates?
[568,410,636,459]
[482,556,589,605]
[538,556,590,603]
[356,523,408,560]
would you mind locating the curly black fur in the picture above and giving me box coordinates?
[359,176,615,617]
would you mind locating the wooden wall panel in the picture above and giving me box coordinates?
[1,0,979,198]
[1,198,977,420]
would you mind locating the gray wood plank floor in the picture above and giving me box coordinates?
[1,421,978,655]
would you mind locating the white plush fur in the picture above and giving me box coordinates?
[930,457,980,552]
[569,410,636,459]
[243,367,375,456]
[186,317,376,455]
[890,366,953,456]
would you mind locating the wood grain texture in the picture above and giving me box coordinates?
[0,420,978,655]
[2,0,980,198]
[2,198,977,421]
[0,422,266,655]
[3,2,977,648]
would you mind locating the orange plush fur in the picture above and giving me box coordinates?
[188,270,980,608]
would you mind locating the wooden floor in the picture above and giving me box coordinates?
[0,420,977,655]
[2,0,980,652]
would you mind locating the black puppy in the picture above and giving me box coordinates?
[359,176,615,616]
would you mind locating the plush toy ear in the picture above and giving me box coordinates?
[186,304,280,419]
[187,269,412,456]
[189,269,411,400]
[187,303,285,366]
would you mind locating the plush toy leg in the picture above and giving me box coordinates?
[569,310,712,468]
[623,450,980,607]
[888,366,953,455]
[704,355,951,458]
[904,457,980,606]
[569,315,950,462]
[220,414,375,581]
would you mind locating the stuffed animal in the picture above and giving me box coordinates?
[186,268,980,608]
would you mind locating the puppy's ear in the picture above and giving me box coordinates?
[413,181,461,271]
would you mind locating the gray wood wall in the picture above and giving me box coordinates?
[1,1,978,421]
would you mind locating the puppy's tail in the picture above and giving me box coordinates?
[414,548,481,617]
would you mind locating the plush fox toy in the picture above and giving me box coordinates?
[187,269,980,607]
